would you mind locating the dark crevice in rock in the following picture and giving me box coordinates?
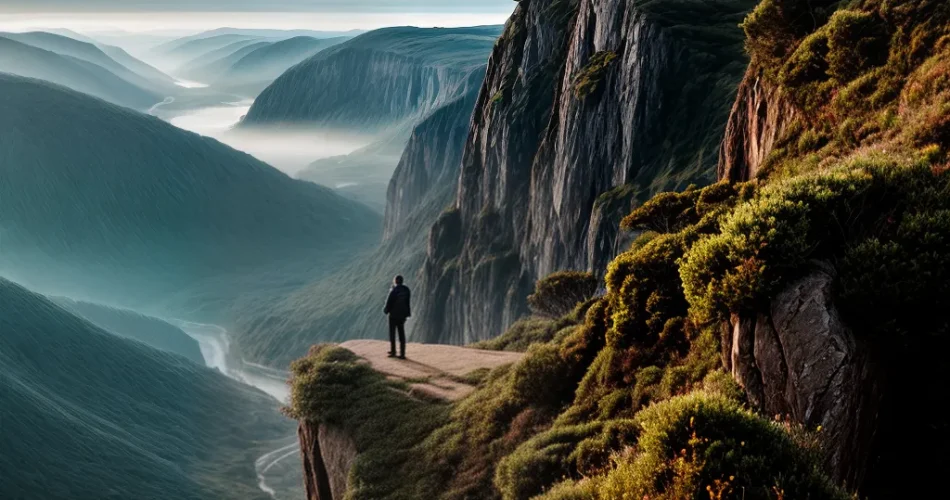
[299,423,334,500]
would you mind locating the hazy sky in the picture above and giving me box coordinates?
[0,0,514,32]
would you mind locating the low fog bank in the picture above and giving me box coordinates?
[151,88,406,211]
[158,99,376,176]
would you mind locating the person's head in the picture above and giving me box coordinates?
[394,275,404,286]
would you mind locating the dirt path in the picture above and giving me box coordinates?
[339,340,523,401]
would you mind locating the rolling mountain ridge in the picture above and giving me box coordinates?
[0,73,381,320]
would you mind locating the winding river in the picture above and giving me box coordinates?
[173,320,295,499]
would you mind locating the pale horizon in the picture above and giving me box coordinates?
[0,10,513,35]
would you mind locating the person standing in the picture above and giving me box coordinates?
[383,275,411,359]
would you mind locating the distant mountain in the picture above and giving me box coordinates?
[189,27,365,39]
[0,31,173,93]
[0,74,381,320]
[44,28,98,43]
[0,37,161,110]
[149,34,267,70]
[53,298,205,364]
[97,43,175,87]
[243,26,502,131]
[0,278,292,500]
[221,36,350,92]
[175,39,271,82]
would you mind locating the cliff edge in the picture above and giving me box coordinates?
[290,342,523,500]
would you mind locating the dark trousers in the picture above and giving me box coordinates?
[389,317,406,356]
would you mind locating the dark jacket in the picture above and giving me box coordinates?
[384,284,412,320]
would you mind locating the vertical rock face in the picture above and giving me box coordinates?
[242,27,501,132]
[725,265,882,489]
[298,422,357,500]
[718,72,799,181]
[418,0,752,344]
[383,69,484,240]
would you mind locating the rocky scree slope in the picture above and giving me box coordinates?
[418,0,755,345]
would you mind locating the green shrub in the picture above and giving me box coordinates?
[539,479,599,500]
[571,419,640,474]
[495,423,602,500]
[510,343,580,409]
[606,231,695,347]
[779,29,836,111]
[595,392,847,500]
[475,315,577,352]
[573,51,619,98]
[825,10,889,82]
[528,271,600,318]
[742,0,840,78]
[681,154,947,324]
[621,187,701,233]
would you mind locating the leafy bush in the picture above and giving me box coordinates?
[621,187,702,233]
[681,154,949,324]
[593,392,847,500]
[473,316,577,352]
[605,231,695,348]
[742,0,840,79]
[510,343,582,409]
[528,271,600,318]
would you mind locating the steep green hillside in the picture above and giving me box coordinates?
[0,279,293,500]
[0,74,381,321]
[53,298,205,364]
[0,37,160,109]
[243,26,501,130]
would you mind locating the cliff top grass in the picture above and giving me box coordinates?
[286,345,452,500]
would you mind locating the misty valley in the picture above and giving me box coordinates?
[3,1,950,499]
[0,18,501,499]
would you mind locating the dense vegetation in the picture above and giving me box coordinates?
[0,279,294,500]
[289,0,950,498]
